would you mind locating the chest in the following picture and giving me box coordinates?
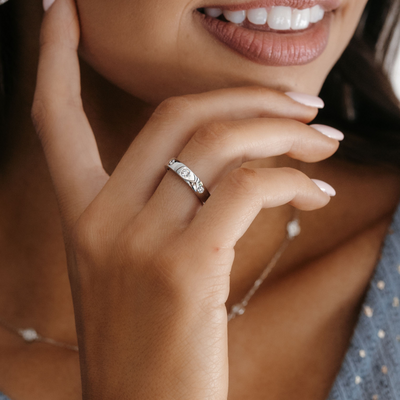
[0,339,81,400]
[227,214,393,400]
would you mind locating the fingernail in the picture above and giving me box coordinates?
[43,0,56,11]
[310,124,344,141]
[285,92,325,109]
[311,179,336,197]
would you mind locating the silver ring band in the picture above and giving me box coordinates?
[165,158,210,205]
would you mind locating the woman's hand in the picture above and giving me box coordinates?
[32,0,340,398]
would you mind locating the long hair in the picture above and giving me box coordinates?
[315,0,400,170]
[0,0,400,169]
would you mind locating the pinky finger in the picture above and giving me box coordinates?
[184,167,334,250]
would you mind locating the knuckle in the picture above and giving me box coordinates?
[70,212,109,266]
[31,96,83,142]
[31,98,49,139]
[31,98,59,146]
[225,167,260,196]
[280,167,311,192]
[193,122,233,151]
[40,11,78,51]
[281,167,307,182]
[152,95,194,119]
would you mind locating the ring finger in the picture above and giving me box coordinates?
[146,118,342,226]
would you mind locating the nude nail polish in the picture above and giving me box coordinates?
[310,124,344,141]
[285,92,325,109]
[311,179,336,197]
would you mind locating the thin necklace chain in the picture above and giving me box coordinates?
[0,317,79,352]
[0,158,304,350]
[0,210,300,346]
[228,209,301,321]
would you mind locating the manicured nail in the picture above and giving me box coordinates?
[43,0,56,11]
[285,92,325,109]
[310,124,344,141]
[311,179,336,197]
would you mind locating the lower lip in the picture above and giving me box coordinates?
[195,11,332,66]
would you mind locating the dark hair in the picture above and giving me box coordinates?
[0,0,18,169]
[0,0,400,169]
[315,0,400,170]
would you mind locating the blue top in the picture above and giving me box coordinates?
[1,200,400,400]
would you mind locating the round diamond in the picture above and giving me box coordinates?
[197,185,205,194]
[20,328,39,342]
[168,159,175,165]
[180,168,191,178]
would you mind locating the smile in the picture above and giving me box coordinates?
[203,5,325,30]
[195,0,341,66]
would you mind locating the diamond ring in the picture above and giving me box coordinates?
[165,158,211,205]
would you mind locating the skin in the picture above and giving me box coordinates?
[0,0,399,399]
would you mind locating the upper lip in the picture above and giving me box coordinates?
[198,0,341,11]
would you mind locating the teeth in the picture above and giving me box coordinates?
[268,6,292,30]
[223,9,246,23]
[247,8,268,25]
[291,8,310,30]
[203,4,325,30]
[205,7,223,17]
[310,5,324,22]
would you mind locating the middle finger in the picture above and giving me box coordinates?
[147,119,342,226]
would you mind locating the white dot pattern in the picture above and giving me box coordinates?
[364,306,374,318]
[327,203,400,400]
[377,281,386,290]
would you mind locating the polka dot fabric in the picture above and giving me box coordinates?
[328,200,400,400]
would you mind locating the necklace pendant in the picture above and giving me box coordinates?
[18,328,39,342]
[287,219,301,239]
[228,303,246,321]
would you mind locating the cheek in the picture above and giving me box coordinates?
[329,0,369,57]
[77,0,191,104]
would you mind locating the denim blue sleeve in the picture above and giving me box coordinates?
[327,200,400,400]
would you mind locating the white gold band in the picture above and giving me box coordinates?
[165,158,211,205]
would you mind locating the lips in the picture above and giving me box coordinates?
[198,0,340,12]
[194,0,340,66]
